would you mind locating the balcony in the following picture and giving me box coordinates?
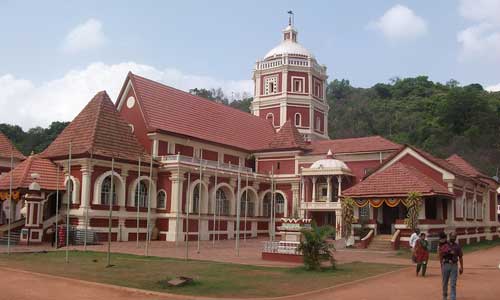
[159,154,253,174]
[300,201,340,211]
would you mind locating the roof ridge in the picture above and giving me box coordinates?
[88,91,107,156]
[19,155,34,187]
[129,72,270,124]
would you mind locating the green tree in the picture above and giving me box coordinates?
[298,221,335,270]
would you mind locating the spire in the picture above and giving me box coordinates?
[326,149,334,159]
[283,11,298,42]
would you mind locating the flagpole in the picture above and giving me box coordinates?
[7,146,13,255]
[212,164,218,247]
[185,172,191,260]
[136,155,141,248]
[235,168,241,256]
[145,154,153,256]
[55,165,60,250]
[197,152,203,254]
[105,156,115,267]
[244,172,248,243]
[271,166,275,242]
[65,142,72,263]
[84,151,93,251]
[175,153,181,248]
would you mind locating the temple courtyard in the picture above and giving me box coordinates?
[0,239,499,299]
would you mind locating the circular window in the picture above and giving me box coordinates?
[126,96,135,108]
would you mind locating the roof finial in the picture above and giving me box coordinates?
[287,10,294,26]
[326,149,334,159]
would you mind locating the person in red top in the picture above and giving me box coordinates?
[414,232,429,276]
[439,232,463,300]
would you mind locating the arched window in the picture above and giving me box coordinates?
[134,180,148,208]
[215,188,229,215]
[275,193,285,214]
[101,176,118,205]
[294,113,301,127]
[157,190,166,209]
[263,193,272,217]
[240,191,254,217]
[266,113,274,126]
[192,184,200,213]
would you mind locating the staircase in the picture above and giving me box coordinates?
[367,234,393,251]
[0,228,21,245]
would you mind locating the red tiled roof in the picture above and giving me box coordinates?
[343,161,452,198]
[125,73,277,151]
[409,147,470,179]
[267,120,307,151]
[0,132,25,160]
[446,154,485,178]
[0,155,63,191]
[42,91,147,162]
[308,136,401,155]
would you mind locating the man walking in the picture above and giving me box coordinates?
[409,228,420,262]
[439,232,464,300]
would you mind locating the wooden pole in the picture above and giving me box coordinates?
[7,146,13,255]
[65,141,72,263]
[106,156,115,267]
[244,172,248,243]
[197,152,202,253]
[185,172,191,260]
[55,165,60,250]
[145,155,153,256]
[212,164,218,247]
[235,169,241,256]
[136,155,141,248]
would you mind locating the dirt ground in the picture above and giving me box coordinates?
[0,240,499,300]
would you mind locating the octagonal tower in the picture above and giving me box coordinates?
[251,17,329,141]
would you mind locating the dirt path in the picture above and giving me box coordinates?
[0,245,498,300]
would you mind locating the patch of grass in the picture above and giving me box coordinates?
[462,239,500,253]
[0,251,403,298]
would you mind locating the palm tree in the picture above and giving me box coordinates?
[298,221,335,270]
[404,192,423,232]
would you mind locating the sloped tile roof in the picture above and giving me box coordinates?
[446,154,486,178]
[0,132,25,160]
[267,120,307,151]
[126,73,277,151]
[42,91,147,162]
[0,155,63,191]
[343,161,452,198]
[409,147,470,179]
[308,135,401,155]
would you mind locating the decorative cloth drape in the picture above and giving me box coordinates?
[352,197,410,208]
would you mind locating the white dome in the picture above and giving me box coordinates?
[264,40,314,59]
[310,158,350,170]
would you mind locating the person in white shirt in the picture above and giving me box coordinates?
[409,228,421,249]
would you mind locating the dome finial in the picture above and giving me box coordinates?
[287,10,294,26]
[326,149,333,159]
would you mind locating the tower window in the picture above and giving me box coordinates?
[264,76,278,95]
[292,77,304,93]
[266,113,275,126]
[315,117,321,131]
[294,113,302,127]
[313,80,322,99]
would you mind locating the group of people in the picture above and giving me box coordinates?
[409,229,464,300]
[45,222,66,248]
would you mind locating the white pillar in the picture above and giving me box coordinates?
[327,176,332,202]
[291,183,299,218]
[312,176,317,202]
[337,176,343,198]
[335,210,342,240]
[167,170,185,242]
[80,162,92,209]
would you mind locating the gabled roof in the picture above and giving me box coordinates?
[446,154,486,178]
[0,155,63,191]
[343,161,452,198]
[0,132,25,160]
[267,120,307,151]
[120,73,277,152]
[308,135,401,155]
[409,147,469,179]
[42,91,147,162]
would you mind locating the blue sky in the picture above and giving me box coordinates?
[1,0,500,128]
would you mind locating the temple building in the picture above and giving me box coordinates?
[0,20,498,248]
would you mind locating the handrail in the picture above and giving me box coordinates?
[160,154,253,173]
[390,229,400,243]
[361,229,374,241]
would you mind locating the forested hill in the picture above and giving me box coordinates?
[1,77,498,176]
[190,77,500,176]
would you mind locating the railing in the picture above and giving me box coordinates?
[160,154,253,173]
[300,201,341,210]
[254,57,327,75]
[263,240,301,255]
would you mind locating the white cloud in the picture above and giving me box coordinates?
[457,0,500,63]
[459,0,500,24]
[62,18,107,53]
[0,62,252,129]
[486,82,500,91]
[367,5,428,41]
[457,23,500,62]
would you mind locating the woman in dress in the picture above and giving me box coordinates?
[415,232,430,276]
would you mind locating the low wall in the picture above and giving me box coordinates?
[261,252,303,263]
